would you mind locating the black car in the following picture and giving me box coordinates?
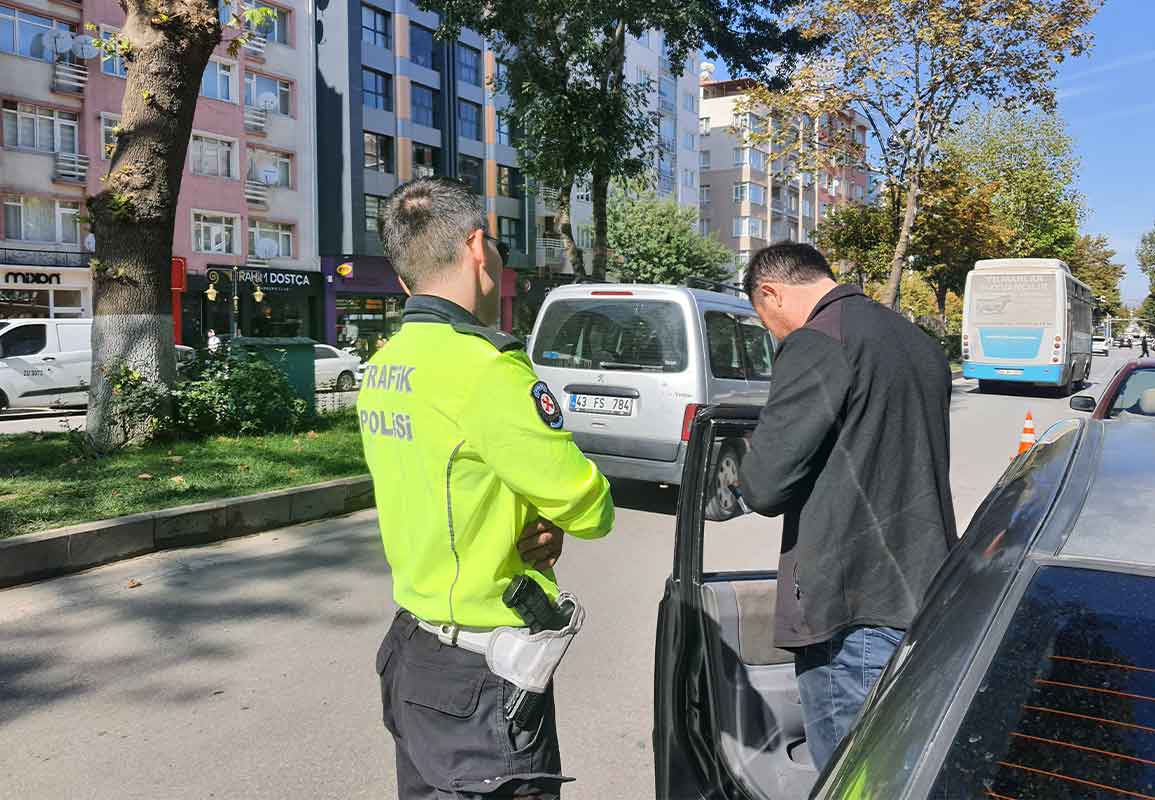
[655,406,1155,799]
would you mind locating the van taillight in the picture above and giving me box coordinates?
[681,404,701,442]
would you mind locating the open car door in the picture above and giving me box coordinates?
[654,405,817,800]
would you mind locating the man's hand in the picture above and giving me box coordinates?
[518,518,565,572]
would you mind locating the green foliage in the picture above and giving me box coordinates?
[1067,234,1125,317]
[103,350,311,445]
[814,203,894,287]
[1140,294,1155,327]
[1138,221,1155,294]
[941,108,1082,262]
[607,189,733,285]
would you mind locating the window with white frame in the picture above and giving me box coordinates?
[248,148,291,187]
[100,114,120,159]
[189,134,235,178]
[1,6,77,62]
[733,147,748,166]
[251,2,289,45]
[700,185,711,205]
[3,196,79,243]
[1,102,77,153]
[577,225,594,250]
[193,212,239,254]
[734,182,767,206]
[249,220,293,258]
[699,218,710,237]
[682,132,695,151]
[100,29,128,77]
[575,180,591,203]
[683,91,696,113]
[682,168,695,188]
[201,61,234,102]
[699,150,710,169]
[750,149,767,172]
[699,116,710,135]
[732,217,765,239]
[803,199,812,216]
[244,73,292,114]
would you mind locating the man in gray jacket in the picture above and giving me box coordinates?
[738,243,956,771]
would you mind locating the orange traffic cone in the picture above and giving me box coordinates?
[1017,411,1037,456]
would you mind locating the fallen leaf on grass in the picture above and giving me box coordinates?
[111,490,121,498]
[237,464,250,472]
[306,431,318,440]
[126,579,142,589]
[137,474,153,481]
[170,476,186,485]
[163,456,184,464]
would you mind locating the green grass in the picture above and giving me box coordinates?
[0,412,367,539]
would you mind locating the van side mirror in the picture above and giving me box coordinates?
[1069,395,1096,413]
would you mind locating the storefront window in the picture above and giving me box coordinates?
[0,289,50,318]
[336,294,404,361]
[249,291,307,337]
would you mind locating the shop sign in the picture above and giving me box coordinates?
[4,271,62,285]
[206,267,316,290]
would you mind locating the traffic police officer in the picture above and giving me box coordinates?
[358,177,614,799]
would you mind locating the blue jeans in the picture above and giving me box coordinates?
[794,625,904,772]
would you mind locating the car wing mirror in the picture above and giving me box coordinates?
[1069,395,1096,413]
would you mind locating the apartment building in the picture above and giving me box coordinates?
[697,78,870,274]
[0,0,320,346]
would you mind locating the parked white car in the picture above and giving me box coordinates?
[313,344,361,391]
[0,318,93,410]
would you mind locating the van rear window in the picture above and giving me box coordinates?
[931,565,1155,799]
[532,299,687,372]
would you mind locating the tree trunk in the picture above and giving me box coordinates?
[591,171,610,280]
[85,0,221,450]
[881,170,921,309]
[556,179,585,276]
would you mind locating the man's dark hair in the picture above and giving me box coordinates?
[379,177,486,291]
[743,242,836,297]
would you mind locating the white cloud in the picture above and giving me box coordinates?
[1060,50,1155,84]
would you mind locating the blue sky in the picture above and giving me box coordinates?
[1056,0,1155,305]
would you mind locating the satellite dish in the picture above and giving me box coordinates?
[41,30,75,58]
[72,35,99,60]
[257,92,279,111]
[255,238,279,259]
[84,233,96,252]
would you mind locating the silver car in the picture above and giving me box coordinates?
[529,284,774,516]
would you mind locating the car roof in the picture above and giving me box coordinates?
[542,283,751,309]
[1055,420,1155,568]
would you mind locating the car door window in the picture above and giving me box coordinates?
[0,324,47,357]
[704,311,745,380]
[1109,368,1155,417]
[930,565,1155,799]
[739,316,773,381]
[314,345,337,360]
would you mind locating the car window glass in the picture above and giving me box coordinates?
[0,324,47,357]
[532,299,688,373]
[57,324,90,352]
[930,566,1155,799]
[314,345,337,360]
[1109,368,1155,417]
[705,312,745,380]
[739,317,773,381]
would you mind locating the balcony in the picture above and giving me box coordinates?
[54,152,90,183]
[537,236,563,264]
[0,247,89,268]
[243,32,268,58]
[244,107,268,135]
[535,186,560,211]
[244,179,270,208]
[53,62,88,94]
[246,256,270,268]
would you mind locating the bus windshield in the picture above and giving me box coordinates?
[969,273,1057,326]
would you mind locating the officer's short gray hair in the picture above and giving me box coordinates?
[379,178,487,291]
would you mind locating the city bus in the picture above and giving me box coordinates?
[961,258,1093,393]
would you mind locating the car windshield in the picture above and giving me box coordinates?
[1109,368,1155,418]
[931,565,1155,798]
[532,299,688,373]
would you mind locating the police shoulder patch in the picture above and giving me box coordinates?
[452,323,524,352]
[531,381,564,430]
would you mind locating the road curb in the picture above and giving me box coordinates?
[0,475,374,589]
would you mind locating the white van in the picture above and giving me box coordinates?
[0,318,92,410]
[529,284,774,512]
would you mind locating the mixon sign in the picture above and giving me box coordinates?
[4,271,62,285]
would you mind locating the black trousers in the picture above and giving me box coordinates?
[376,611,569,799]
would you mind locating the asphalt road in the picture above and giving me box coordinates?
[0,349,1137,799]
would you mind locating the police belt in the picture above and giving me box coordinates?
[415,618,500,655]
[411,593,586,695]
